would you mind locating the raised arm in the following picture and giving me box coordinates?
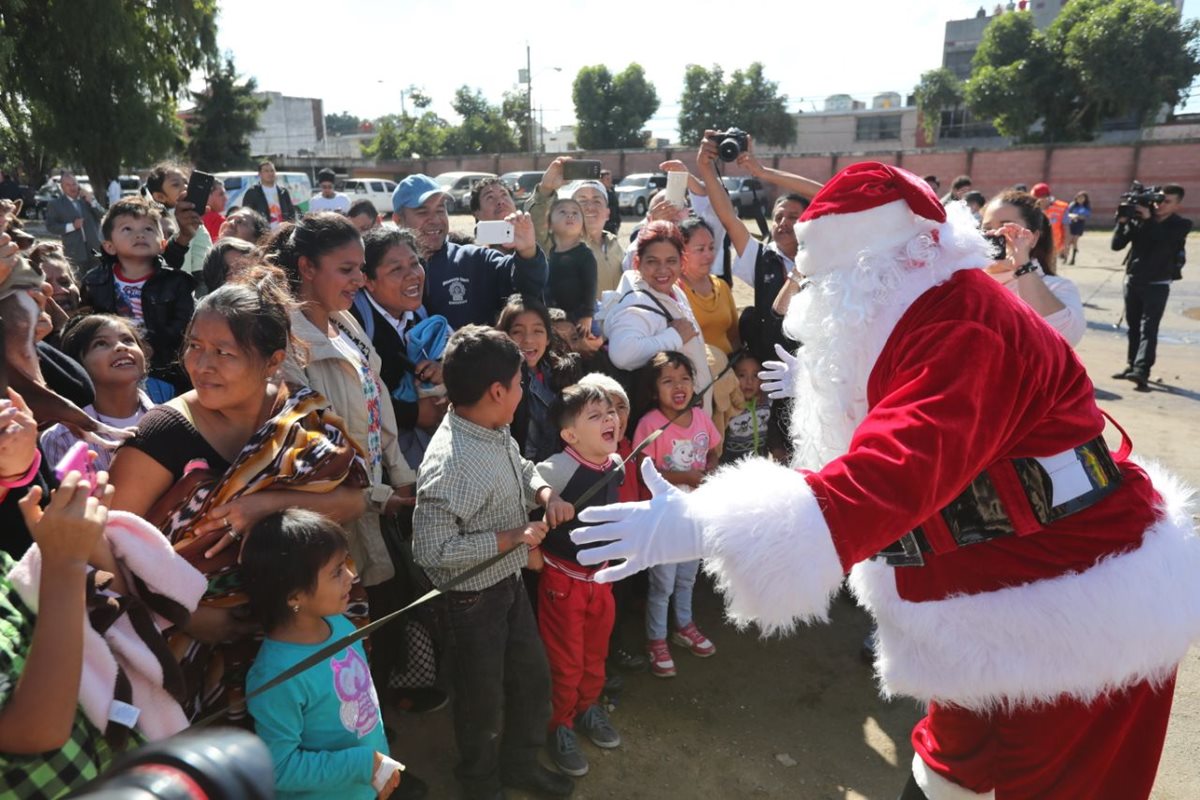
[736,135,823,200]
[694,135,751,257]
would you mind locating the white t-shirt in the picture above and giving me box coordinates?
[261,184,283,229]
[113,265,149,322]
[309,193,351,214]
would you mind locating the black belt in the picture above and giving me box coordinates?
[876,436,1123,567]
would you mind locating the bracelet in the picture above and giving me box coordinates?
[0,450,42,490]
[1013,260,1041,277]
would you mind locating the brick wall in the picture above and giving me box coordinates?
[359,139,1199,220]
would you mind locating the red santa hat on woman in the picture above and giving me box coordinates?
[793,162,984,278]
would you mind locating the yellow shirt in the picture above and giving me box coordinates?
[680,276,738,355]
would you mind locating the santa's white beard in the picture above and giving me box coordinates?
[783,214,989,470]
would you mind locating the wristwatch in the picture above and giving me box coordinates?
[1013,260,1041,277]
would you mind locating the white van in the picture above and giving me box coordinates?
[341,178,398,215]
[218,171,314,214]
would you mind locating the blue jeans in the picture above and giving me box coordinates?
[645,560,700,641]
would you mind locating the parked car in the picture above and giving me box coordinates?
[722,176,769,218]
[340,178,398,214]
[499,171,543,204]
[433,171,496,213]
[615,173,667,217]
[218,171,314,215]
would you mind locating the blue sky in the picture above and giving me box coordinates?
[209,0,1199,141]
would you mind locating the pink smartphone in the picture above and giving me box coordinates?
[54,440,100,492]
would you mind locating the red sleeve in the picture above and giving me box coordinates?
[805,320,1036,571]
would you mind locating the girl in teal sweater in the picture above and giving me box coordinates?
[243,510,404,799]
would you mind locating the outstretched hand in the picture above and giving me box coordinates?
[758,343,801,400]
[572,459,705,582]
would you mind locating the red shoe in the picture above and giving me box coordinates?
[646,638,676,678]
[671,622,716,657]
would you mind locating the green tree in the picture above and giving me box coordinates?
[501,89,534,152]
[362,118,403,161]
[1055,0,1200,129]
[913,68,964,143]
[965,0,1200,143]
[0,0,217,189]
[325,111,364,136]
[573,64,659,149]
[678,63,793,147]
[442,87,516,154]
[186,58,267,171]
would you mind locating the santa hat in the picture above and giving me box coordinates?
[794,162,948,277]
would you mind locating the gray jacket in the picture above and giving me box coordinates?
[45,193,103,271]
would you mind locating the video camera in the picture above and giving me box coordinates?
[1116,181,1165,220]
[68,729,274,800]
[707,128,749,163]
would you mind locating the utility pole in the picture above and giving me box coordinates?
[526,44,535,155]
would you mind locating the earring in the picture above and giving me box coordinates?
[291,605,300,613]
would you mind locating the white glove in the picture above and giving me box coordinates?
[572,459,705,583]
[758,343,800,400]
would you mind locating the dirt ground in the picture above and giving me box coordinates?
[381,217,1200,799]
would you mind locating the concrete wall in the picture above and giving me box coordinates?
[345,139,1200,220]
[250,92,325,157]
[793,108,920,153]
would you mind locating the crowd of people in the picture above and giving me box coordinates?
[0,135,1190,800]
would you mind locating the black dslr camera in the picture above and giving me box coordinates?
[707,128,749,162]
[1116,181,1165,220]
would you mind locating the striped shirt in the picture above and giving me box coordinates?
[413,410,549,591]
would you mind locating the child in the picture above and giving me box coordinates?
[721,351,773,464]
[576,373,651,675]
[242,510,411,800]
[40,314,155,471]
[80,196,194,396]
[412,325,576,800]
[632,351,720,677]
[550,307,611,376]
[497,294,581,463]
[146,161,211,277]
[546,197,597,336]
[534,383,624,777]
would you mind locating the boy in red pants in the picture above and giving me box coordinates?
[534,383,623,777]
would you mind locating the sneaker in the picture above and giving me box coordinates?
[603,672,624,694]
[548,725,589,777]
[575,704,621,749]
[607,647,649,673]
[670,622,716,657]
[646,638,676,678]
[1112,367,1135,380]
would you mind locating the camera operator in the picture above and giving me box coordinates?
[1111,183,1192,391]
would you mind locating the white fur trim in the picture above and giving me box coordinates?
[795,199,936,278]
[850,460,1200,712]
[690,458,844,635]
[913,753,994,800]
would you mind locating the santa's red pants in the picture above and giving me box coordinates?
[537,559,615,730]
[912,673,1177,799]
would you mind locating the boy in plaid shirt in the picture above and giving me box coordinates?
[413,326,575,800]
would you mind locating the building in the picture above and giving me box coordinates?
[249,92,326,158]
[791,95,923,153]
[942,10,996,80]
[541,125,577,153]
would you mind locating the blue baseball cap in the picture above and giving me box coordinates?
[393,174,448,213]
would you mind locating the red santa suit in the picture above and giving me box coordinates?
[574,163,1200,800]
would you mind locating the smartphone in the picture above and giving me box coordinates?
[54,440,100,491]
[474,220,515,246]
[562,160,602,181]
[183,170,216,212]
[664,171,688,206]
[985,233,1007,261]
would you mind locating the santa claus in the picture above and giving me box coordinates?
[572,161,1200,799]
